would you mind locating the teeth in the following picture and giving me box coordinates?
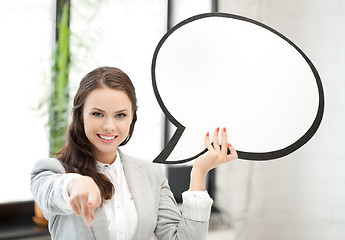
[99,135,115,140]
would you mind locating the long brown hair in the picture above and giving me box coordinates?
[58,66,138,201]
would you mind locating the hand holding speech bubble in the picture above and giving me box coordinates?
[152,13,324,164]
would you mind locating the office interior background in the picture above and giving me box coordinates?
[0,0,344,239]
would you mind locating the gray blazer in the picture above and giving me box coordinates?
[31,150,210,240]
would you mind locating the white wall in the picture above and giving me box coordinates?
[0,0,51,203]
[216,1,345,239]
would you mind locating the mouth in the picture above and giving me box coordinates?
[97,134,117,143]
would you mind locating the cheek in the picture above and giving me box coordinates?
[120,119,133,133]
[83,123,91,141]
[83,117,99,135]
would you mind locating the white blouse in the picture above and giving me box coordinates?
[96,154,137,240]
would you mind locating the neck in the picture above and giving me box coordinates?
[95,150,118,165]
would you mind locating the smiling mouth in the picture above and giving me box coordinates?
[97,134,117,141]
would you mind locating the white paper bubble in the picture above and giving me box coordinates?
[152,13,324,163]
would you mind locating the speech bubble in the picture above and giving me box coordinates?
[152,13,324,164]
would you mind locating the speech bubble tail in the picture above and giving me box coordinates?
[153,125,184,164]
[153,148,208,164]
[153,125,210,164]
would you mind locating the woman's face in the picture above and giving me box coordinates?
[82,87,133,163]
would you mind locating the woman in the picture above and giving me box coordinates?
[31,66,238,240]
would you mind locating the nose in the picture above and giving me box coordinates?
[102,116,116,133]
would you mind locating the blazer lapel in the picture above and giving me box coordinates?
[119,150,155,239]
[90,207,109,240]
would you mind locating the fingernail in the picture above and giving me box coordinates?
[228,143,232,147]
[217,127,220,132]
[223,127,226,132]
[206,132,209,137]
[88,202,92,206]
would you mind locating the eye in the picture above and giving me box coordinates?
[92,112,103,117]
[116,113,126,119]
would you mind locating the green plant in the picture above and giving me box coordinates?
[49,0,71,155]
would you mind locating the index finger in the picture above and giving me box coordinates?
[88,193,101,211]
[213,127,220,151]
[205,132,213,151]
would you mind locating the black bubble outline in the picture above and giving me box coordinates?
[151,12,324,164]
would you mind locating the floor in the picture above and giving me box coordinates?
[208,229,236,240]
[17,230,236,240]
[7,230,236,240]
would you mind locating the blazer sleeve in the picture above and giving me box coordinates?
[30,158,82,218]
[154,166,213,240]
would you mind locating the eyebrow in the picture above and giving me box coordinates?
[90,108,130,113]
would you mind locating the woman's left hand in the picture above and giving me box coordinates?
[193,127,238,177]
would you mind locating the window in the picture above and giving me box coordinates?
[0,0,51,204]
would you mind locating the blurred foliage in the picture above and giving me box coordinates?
[49,0,71,155]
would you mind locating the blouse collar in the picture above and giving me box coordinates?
[96,151,122,172]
